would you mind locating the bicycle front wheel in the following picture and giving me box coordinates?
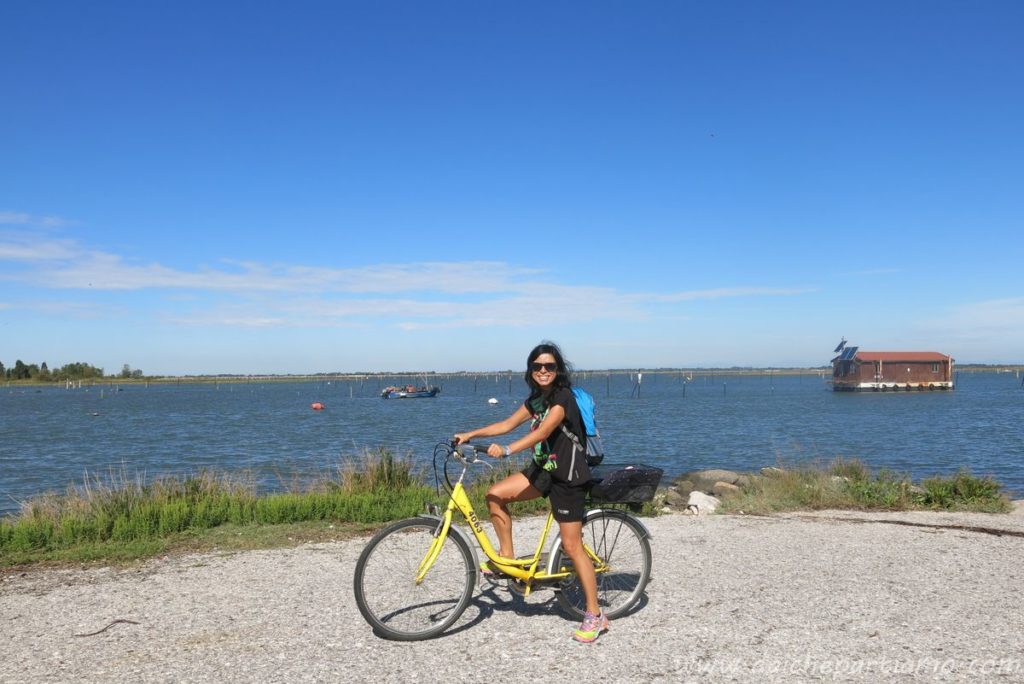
[353,517,476,640]
[552,509,652,620]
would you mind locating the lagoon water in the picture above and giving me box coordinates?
[1,371,1022,516]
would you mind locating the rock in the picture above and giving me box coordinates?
[670,473,693,488]
[1011,500,1024,516]
[671,479,696,497]
[685,491,720,515]
[711,481,741,497]
[662,488,690,509]
[760,466,785,477]
[735,473,754,488]
[684,469,742,493]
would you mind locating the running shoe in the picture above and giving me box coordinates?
[573,611,609,643]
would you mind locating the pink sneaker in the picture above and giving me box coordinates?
[573,611,609,643]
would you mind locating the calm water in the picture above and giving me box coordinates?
[2,371,1022,516]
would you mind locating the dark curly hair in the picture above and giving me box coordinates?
[524,341,573,403]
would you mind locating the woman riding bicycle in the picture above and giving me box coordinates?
[454,341,607,643]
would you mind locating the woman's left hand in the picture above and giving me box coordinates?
[486,444,506,459]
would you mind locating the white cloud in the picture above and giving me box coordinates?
[0,238,79,261]
[1,231,814,331]
[0,211,72,228]
[939,297,1024,338]
[0,239,542,294]
[185,316,287,328]
[649,286,816,303]
[0,299,109,318]
[842,267,902,277]
[907,296,1024,362]
[0,212,33,225]
[283,261,544,294]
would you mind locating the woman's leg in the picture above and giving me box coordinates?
[486,473,541,558]
[558,520,601,616]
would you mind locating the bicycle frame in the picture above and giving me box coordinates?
[416,458,608,591]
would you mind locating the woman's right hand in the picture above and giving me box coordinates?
[453,432,472,445]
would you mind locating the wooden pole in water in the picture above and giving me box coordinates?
[631,371,642,398]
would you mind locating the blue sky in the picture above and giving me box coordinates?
[2,1,1022,374]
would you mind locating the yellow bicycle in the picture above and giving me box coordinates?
[353,442,660,640]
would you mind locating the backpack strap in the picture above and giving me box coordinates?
[560,423,585,450]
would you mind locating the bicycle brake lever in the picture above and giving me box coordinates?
[454,443,478,463]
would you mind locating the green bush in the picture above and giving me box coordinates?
[828,456,871,483]
[920,470,1008,511]
[842,468,918,509]
[717,458,1011,514]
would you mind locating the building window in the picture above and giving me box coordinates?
[931,363,939,373]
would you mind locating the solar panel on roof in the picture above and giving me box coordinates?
[840,346,858,361]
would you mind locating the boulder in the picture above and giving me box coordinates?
[685,491,720,515]
[684,469,742,493]
[671,473,693,489]
[760,466,785,477]
[711,481,741,497]
[671,479,696,498]
[662,487,690,509]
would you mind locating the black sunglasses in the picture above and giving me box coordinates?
[531,362,558,373]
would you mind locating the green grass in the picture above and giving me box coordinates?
[716,457,1013,514]
[8,452,1007,568]
[0,449,554,567]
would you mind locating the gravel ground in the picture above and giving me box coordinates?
[3,507,1023,684]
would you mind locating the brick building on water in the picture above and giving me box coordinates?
[831,345,954,392]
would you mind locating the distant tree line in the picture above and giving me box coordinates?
[0,360,145,381]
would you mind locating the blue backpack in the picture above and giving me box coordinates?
[561,387,604,466]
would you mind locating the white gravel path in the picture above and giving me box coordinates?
[3,508,1023,683]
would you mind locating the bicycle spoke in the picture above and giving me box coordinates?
[354,518,474,640]
[553,510,651,620]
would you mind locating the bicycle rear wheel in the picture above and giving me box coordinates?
[353,517,476,640]
[551,509,652,620]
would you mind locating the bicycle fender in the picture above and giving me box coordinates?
[544,508,652,577]
[419,514,481,576]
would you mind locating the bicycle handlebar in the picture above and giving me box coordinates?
[434,441,494,494]
[446,441,493,467]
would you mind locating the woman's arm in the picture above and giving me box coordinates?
[482,404,566,459]
[454,404,532,445]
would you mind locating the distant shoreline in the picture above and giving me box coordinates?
[4,364,1021,387]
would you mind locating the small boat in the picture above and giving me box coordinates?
[381,385,441,399]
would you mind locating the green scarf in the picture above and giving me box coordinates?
[528,396,557,472]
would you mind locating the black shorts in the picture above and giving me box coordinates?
[522,462,588,523]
